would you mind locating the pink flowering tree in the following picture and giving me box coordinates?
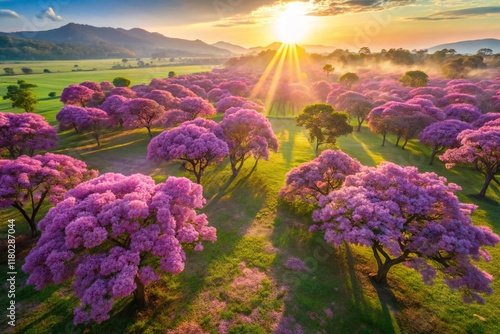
[178,97,216,120]
[56,105,87,133]
[109,87,137,99]
[147,123,228,184]
[444,104,482,123]
[60,85,95,107]
[279,149,362,207]
[440,126,500,198]
[22,173,216,324]
[207,88,230,103]
[216,96,248,114]
[473,113,500,128]
[73,108,110,146]
[0,113,58,158]
[0,153,97,236]
[119,98,166,137]
[99,95,129,127]
[312,162,499,303]
[220,109,279,175]
[334,91,375,132]
[419,120,473,165]
[145,89,178,110]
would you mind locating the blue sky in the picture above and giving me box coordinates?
[0,0,499,49]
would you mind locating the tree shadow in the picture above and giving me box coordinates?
[270,209,398,333]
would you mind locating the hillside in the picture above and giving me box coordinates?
[428,38,500,54]
[0,23,232,59]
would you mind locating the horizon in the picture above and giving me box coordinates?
[0,1,499,51]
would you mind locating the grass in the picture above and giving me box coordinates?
[0,75,499,333]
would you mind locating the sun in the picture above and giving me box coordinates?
[275,3,310,44]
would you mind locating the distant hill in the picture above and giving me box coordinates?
[211,41,249,55]
[427,38,500,55]
[248,42,284,53]
[0,35,135,60]
[0,23,232,59]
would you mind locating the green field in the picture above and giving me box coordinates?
[0,63,499,334]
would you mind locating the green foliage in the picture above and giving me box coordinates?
[48,92,56,97]
[3,67,14,75]
[168,70,176,78]
[338,72,360,89]
[12,90,38,112]
[18,80,38,90]
[296,103,353,153]
[442,55,486,78]
[43,69,51,73]
[322,64,335,79]
[3,85,20,100]
[21,67,33,74]
[398,70,429,87]
[113,76,131,87]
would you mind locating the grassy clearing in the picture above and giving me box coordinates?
[0,101,499,333]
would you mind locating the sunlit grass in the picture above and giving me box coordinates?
[0,95,499,333]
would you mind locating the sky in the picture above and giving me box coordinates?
[0,0,499,50]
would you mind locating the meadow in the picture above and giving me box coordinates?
[0,61,499,334]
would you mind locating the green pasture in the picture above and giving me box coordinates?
[0,67,499,333]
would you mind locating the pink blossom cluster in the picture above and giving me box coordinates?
[220,108,279,174]
[0,112,58,158]
[312,162,499,303]
[22,173,216,324]
[279,149,362,205]
[147,122,229,183]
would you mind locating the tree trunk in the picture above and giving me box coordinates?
[11,203,38,237]
[134,276,147,308]
[479,174,493,198]
[357,121,362,132]
[315,141,320,155]
[73,124,79,134]
[429,149,437,165]
[395,136,401,147]
[401,138,409,150]
[381,132,386,147]
[147,126,152,138]
[195,172,201,184]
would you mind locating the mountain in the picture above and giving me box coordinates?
[427,38,500,55]
[300,44,336,54]
[0,35,135,60]
[248,42,284,53]
[1,23,232,58]
[211,41,249,55]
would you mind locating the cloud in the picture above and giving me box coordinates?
[410,6,500,21]
[306,0,417,16]
[0,9,19,18]
[36,7,63,22]
[214,19,259,28]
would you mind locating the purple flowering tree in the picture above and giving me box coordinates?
[334,91,375,132]
[56,105,87,133]
[440,126,500,198]
[147,123,229,183]
[0,153,97,236]
[220,108,279,175]
[444,104,482,123]
[74,108,110,146]
[0,113,58,158]
[279,149,362,206]
[312,162,499,303]
[419,120,473,165]
[119,98,166,137]
[22,173,216,324]
[145,89,178,110]
[60,85,95,107]
[99,95,129,127]
[178,97,216,120]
